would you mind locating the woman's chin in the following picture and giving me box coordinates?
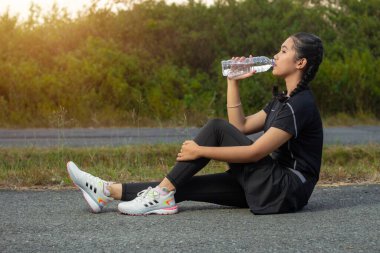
[272,69,280,77]
[272,68,286,78]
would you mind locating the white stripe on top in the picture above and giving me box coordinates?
[286,103,298,170]
[285,103,298,138]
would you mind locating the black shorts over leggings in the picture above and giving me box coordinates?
[121,118,313,214]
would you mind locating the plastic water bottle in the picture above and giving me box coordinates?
[221,56,274,78]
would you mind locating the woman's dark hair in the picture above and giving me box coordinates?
[273,32,324,102]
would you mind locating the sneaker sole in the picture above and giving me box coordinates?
[66,162,101,213]
[119,206,179,216]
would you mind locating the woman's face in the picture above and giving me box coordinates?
[272,37,300,77]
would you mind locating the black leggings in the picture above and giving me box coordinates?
[121,118,256,208]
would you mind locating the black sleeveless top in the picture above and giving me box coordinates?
[262,89,323,185]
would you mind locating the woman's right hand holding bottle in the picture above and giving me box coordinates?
[227,54,257,81]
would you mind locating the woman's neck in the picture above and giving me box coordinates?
[284,72,302,96]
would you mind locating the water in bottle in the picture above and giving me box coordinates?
[221,56,274,78]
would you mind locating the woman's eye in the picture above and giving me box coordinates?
[282,50,286,53]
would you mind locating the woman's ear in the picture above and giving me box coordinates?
[296,58,307,70]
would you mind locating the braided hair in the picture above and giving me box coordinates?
[273,32,324,102]
[289,32,324,97]
[272,84,288,102]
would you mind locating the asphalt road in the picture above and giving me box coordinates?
[0,125,379,147]
[0,184,379,252]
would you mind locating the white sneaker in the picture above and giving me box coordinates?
[66,161,114,213]
[118,186,178,216]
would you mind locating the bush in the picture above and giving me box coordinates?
[0,0,379,127]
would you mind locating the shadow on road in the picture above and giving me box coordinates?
[92,183,380,215]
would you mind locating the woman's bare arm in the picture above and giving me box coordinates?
[242,110,267,135]
[227,78,267,135]
[176,127,292,163]
[226,78,245,130]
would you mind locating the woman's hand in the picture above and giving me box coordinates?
[176,140,202,161]
[227,55,256,81]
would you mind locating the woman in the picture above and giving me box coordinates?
[67,32,324,215]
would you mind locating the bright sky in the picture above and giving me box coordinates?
[0,0,214,22]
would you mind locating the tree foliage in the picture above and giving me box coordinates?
[0,0,379,127]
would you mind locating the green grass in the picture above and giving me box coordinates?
[321,144,380,184]
[0,144,379,189]
[322,112,380,127]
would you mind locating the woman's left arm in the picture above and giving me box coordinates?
[176,127,292,163]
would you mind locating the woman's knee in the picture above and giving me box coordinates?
[204,118,229,129]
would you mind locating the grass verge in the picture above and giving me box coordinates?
[322,112,380,127]
[0,144,379,189]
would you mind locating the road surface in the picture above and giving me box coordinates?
[0,125,379,147]
[0,184,379,252]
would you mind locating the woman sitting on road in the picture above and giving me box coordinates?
[67,32,324,215]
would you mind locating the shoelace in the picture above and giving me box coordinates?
[135,186,159,202]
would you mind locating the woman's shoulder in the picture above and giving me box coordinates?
[286,89,318,113]
[283,90,323,130]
